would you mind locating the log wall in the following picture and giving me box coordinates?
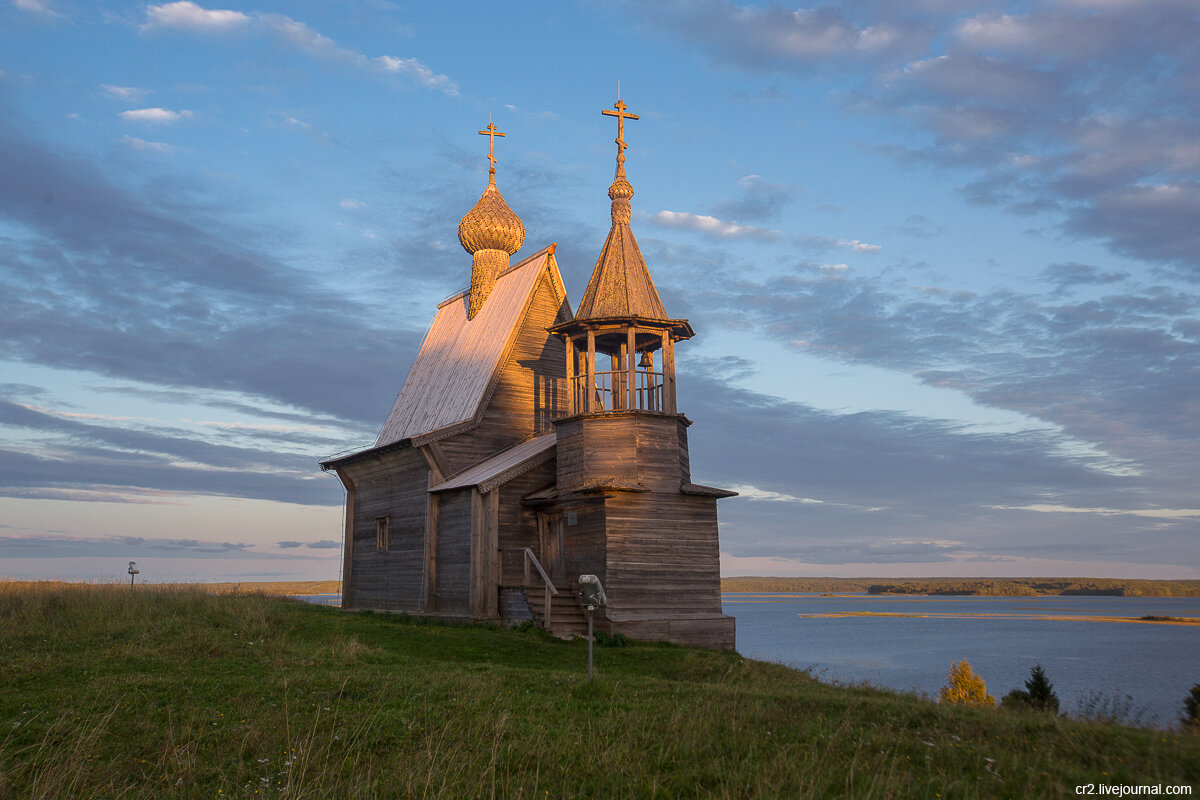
[340,446,428,610]
[496,460,556,586]
[434,488,472,614]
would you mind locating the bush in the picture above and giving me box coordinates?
[1002,665,1060,714]
[1183,684,1200,733]
[939,659,995,706]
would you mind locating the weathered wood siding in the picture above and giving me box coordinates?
[436,274,569,475]
[555,413,687,492]
[603,490,724,614]
[561,499,606,588]
[340,446,428,610]
[496,459,556,586]
[434,488,472,614]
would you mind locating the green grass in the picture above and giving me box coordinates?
[1,583,1196,798]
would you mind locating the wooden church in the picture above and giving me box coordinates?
[321,102,736,649]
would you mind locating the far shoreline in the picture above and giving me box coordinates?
[4,576,1199,597]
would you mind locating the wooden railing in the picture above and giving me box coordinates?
[520,547,558,627]
[571,370,663,412]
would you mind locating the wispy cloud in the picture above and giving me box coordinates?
[986,504,1200,520]
[120,135,178,153]
[99,84,151,103]
[631,1,1200,277]
[726,483,822,503]
[650,210,778,241]
[13,0,62,20]
[141,2,459,96]
[119,107,193,124]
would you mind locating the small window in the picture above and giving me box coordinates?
[375,517,389,553]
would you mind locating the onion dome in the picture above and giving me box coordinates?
[459,121,524,320]
[457,179,525,256]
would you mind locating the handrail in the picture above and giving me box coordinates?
[520,547,558,629]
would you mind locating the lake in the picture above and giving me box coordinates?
[725,592,1200,728]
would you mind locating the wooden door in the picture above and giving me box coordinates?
[538,512,566,586]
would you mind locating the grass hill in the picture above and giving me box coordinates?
[1,582,1196,798]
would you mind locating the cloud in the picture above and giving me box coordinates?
[985,504,1200,519]
[306,540,340,549]
[118,108,193,124]
[635,0,925,70]
[650,210,778,240]
[0,120,436,507]
[340,198,366,210]
[142,1,249,32]
[13,0,62,19]
[710,174,794,223]
[278,540,302,548]
[1041,262,1128,292]
[837,239,880,252]
[141,2,459,96]
[726,483,822,503]
[120,136,178,153]
[629,1,1200,276]
[99,85,151,103]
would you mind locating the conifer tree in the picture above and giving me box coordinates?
[1025,665,1060,713]
[939,659,995,707]
[1183,684,1200,733]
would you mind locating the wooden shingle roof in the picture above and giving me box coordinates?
[574,220,669,321]
[373,245,565,447]
[429,433,556,493]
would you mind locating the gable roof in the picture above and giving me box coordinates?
[374,245,567,448]
[429,433,556,493]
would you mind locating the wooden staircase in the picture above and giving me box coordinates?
[522,586,587,638]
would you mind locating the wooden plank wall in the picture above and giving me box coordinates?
[557,414,686,492]
[602,490,724,616]
[634,415,687,491]
[340,447,428,610]
[434,489,472,614]
[561,499,607,589]
[436,275,568,476]
[496,461,556,586]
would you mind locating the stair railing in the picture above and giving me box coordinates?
[521,547,559,628]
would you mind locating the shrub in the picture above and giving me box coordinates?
[939,659,995,706]
[1183,684,1200,733]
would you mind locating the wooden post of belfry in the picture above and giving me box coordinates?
[664,333,677,414]
[585,328,596,413]
[565,335,576,415]
[627,327,637,410]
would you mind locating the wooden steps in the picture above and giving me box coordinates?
[521,586,588,638]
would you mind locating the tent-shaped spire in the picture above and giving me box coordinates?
[574,100,669,322]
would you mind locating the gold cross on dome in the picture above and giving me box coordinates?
[602,99,638,163]
[478,121,505,177]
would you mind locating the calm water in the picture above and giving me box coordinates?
[723,593,1200,728]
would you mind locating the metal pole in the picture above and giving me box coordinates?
[587,606,594,682]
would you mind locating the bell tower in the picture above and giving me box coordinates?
[549,98,696,492]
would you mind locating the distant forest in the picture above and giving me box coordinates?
[720,577,1200,597]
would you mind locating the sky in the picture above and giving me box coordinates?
[1,0,1197,584]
